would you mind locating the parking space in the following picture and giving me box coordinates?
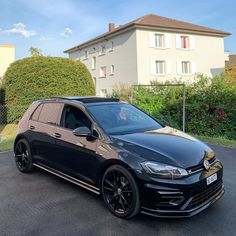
[0,144,235,236]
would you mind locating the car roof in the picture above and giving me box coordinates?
[45,96,120,104]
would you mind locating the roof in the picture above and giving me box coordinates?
[64,14,231,53]
[51,96,120,103]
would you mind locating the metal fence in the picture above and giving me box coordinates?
[0,105,28,125]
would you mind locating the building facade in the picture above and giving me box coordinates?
[65,14,230,95]
[0,44,15,83]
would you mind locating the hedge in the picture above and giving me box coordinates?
[112,75,236,140]
[2,56,95,106]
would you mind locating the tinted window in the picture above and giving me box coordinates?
[87,103,162,135]
[38,103,61,125]
[31,104,43,121]
[60,105,92,130]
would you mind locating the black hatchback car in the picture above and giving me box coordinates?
[14,96,224,219]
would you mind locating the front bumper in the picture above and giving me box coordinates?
[138,160,224,218]
[141,182,224,218]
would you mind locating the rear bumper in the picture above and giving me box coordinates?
[141,185,224,218]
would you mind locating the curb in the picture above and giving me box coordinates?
[0,150,13,154]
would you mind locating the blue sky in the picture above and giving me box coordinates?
[0,0,235,59]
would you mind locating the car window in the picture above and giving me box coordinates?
[87,103,162,135]
[38,103,61,125]
[31,104,43,121]
[60,105,92,130]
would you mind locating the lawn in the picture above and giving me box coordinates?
[0,124,17,152]
[0,137,15,152]
[192,134,236,148]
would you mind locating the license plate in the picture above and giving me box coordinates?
[206,173,217,185]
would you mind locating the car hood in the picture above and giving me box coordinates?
[111,126,214,169]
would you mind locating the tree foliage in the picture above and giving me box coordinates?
[2,56,95,106]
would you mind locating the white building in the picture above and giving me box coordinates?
[64,14,230,95]
[0,44,15,83]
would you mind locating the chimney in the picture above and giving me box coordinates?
[108,23,115,32]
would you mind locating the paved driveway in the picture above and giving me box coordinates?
[0,145,235,236]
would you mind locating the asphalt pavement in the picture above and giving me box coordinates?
[0,144,235,236]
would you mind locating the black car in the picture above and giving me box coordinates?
[14,96,224,219]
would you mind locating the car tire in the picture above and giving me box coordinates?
[102,165,140,219]
[14,139,33,173]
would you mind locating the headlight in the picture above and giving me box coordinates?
[141,161,188,179]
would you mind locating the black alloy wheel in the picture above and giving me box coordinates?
[15,139,33,172]
[102,165,140,219]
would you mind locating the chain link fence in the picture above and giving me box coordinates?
[0,105,28,125]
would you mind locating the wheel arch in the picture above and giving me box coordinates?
[14,134,30,152]
[97,159,138,188]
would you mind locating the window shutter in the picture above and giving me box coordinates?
[176,61,182,75]
[149,32,156,48]
[150,60,156,74]
[166,60,172,75]
[189,36,195,49]
[191,61,196,74]
[176,35,181,49]
[165,34,171,48]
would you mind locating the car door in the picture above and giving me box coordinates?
[28,102,63,168]
[53,103,101,185]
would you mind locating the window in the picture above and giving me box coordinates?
[31,104,43,121]
[182,61,191,74]
[181,36,189,49]
[100,66,106,77]
[110,41,114,51]
[87,103,162,135]
[101,89,107,96]
[110,65,114,75]
[156,61,165,75]
[92,57,96,69]
[155,34,164,48]
[99,45,106,55]
[38,103,61,125]
[84,50,88,59]
[60,105,92,130]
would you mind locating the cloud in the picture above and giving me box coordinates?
[60,27,73,38]
[0,22,36,38]
[39,36,53,41]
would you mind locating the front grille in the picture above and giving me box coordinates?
[187,157,216,174]
[186,180,223,209]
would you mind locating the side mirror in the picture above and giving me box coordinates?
[73,126,91,137]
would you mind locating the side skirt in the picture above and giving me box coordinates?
[33,163,100,195]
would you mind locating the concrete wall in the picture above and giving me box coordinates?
[136,29,228,85]
[69,29,138,95]
[0,45,15,82]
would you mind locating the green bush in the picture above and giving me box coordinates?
[2,56,95,106]
[112,74,236,140]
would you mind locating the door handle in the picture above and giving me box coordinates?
[54,133,61,138]
[30,125,35,130]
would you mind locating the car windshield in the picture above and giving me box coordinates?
[87,103,162,135]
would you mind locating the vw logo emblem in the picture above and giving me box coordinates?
[203,160,210,171]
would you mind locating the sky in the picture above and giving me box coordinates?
[0,0,235,59]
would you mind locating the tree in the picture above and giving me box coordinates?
[29,47,43,57]
[2,56,95,107]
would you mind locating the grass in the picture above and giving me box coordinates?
[0,124,17,152]
[0,137,15,152]
[193,134,236,148]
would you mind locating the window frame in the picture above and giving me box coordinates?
[110,65,114,75]
[59,104,94,131]
[99,66,107,78]
[155,60,166,75]
[84,50,88,60]
[31,102,62,126]
[155,34,165,48]
[92,56,96,70]
[181,61,191,74]
[180,36,189,49]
